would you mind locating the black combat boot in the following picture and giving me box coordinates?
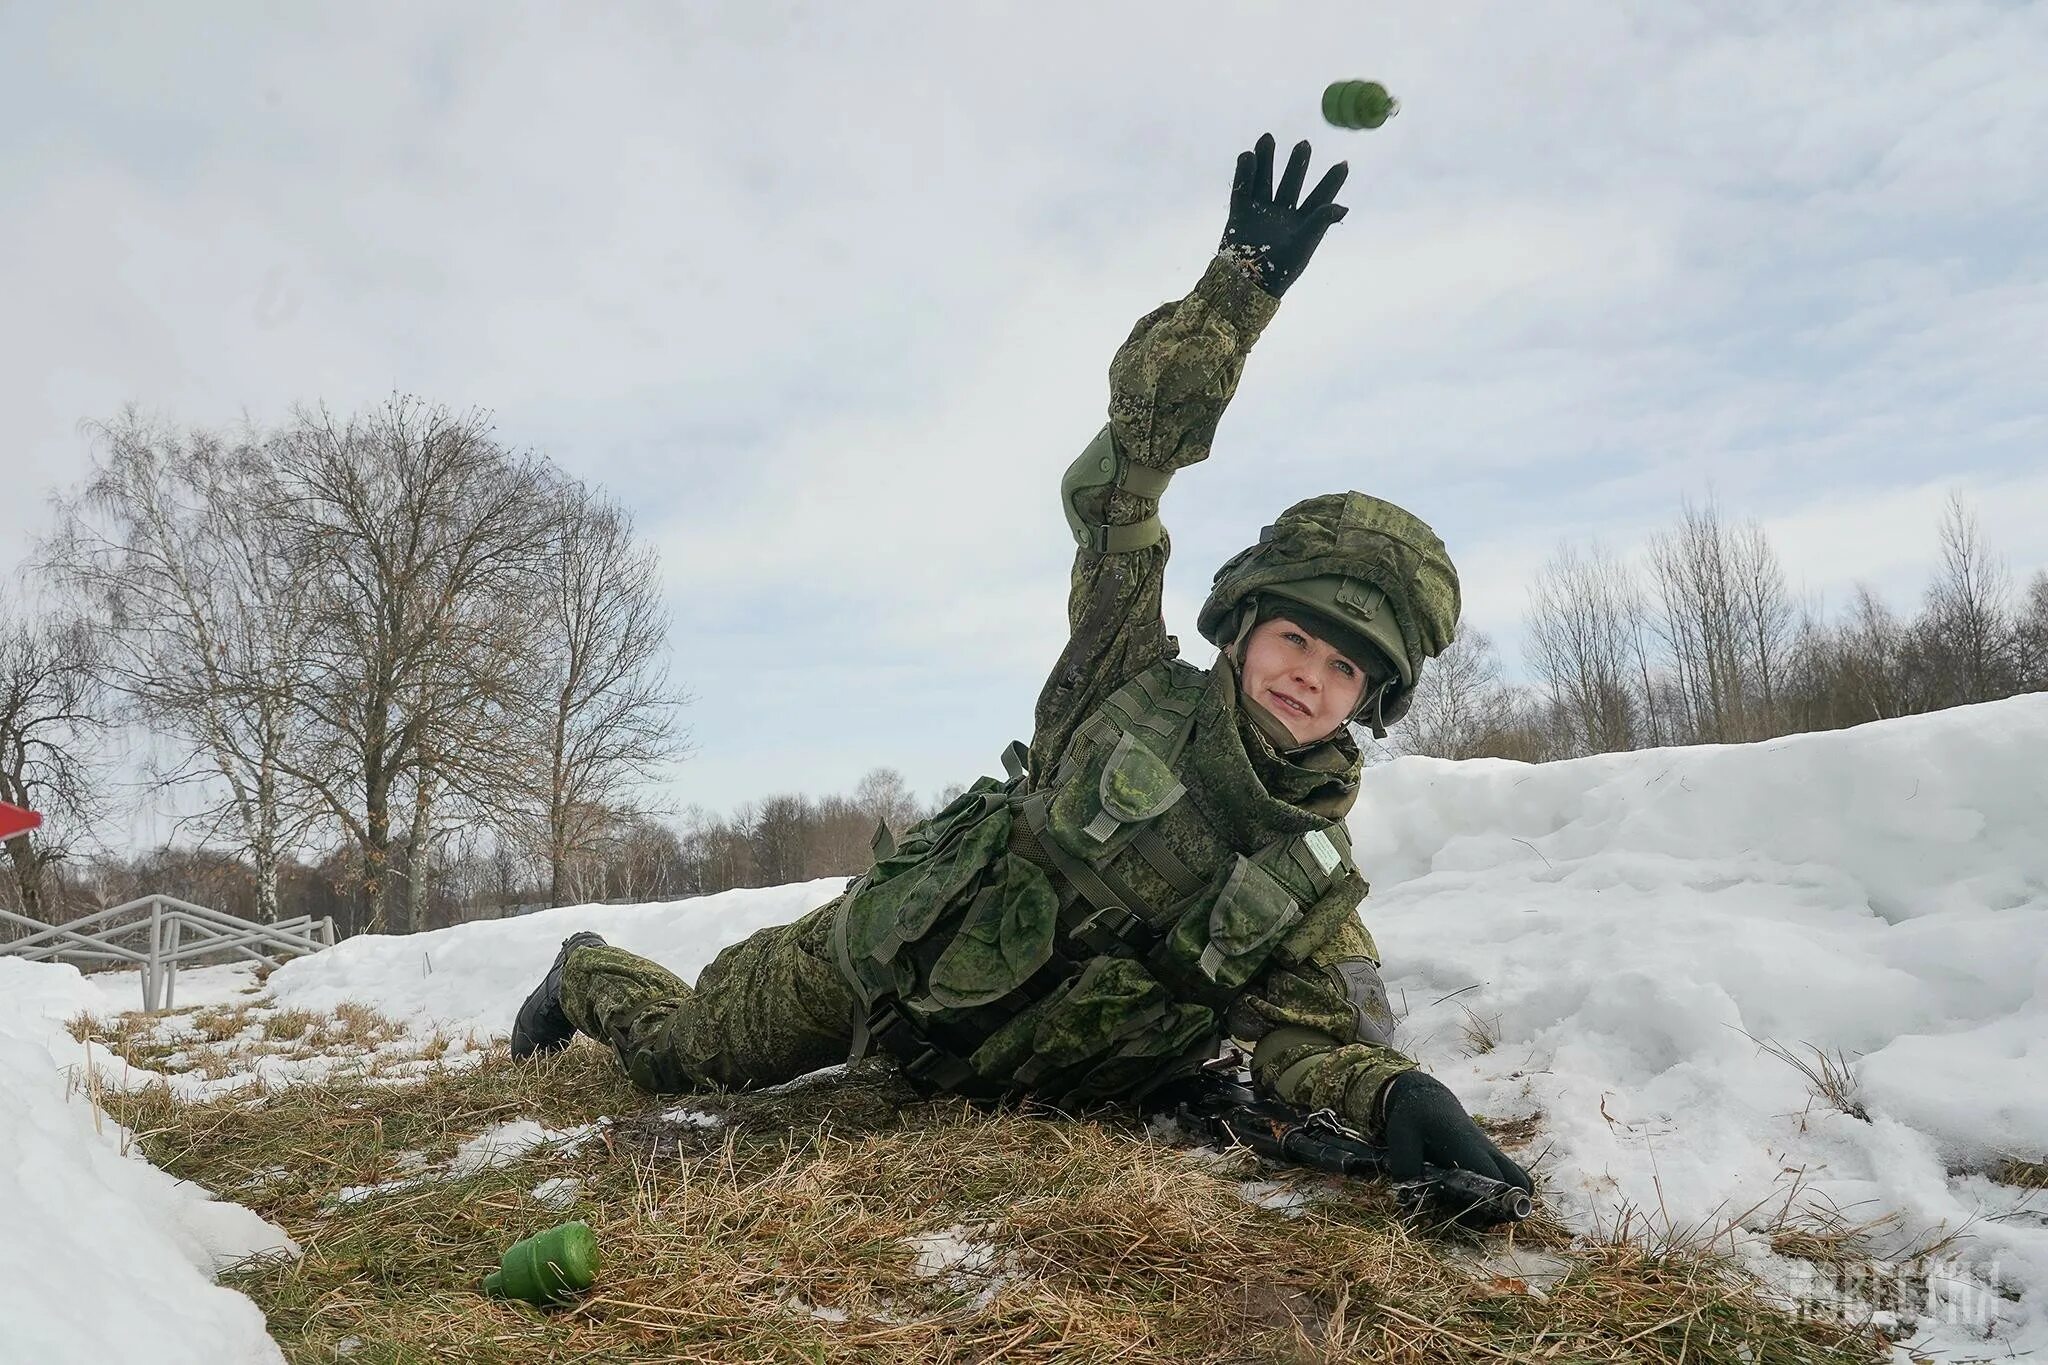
[510,931,608,1059]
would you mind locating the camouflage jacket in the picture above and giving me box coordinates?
[836,255,1418,1135]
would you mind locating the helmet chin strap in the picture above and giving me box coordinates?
[1354,677,1393,740]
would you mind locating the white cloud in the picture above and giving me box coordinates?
[2,0,2043,817]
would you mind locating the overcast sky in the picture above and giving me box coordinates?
[4,1,2045,827]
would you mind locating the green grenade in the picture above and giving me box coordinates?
[483,1220,598,1306]
[1322,80,1399,130]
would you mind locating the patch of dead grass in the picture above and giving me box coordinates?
[70,999,463,1088]
[92,1041,1890,1364]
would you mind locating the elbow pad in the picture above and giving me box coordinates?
[1060,425,1174,555]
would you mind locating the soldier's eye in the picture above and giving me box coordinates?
[1333,660,1357,679]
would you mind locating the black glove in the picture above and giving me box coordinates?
[1381,1071,1534,1194]
[1218,133,1350,298]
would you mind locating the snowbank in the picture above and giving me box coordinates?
[1353,693,2048,1355]
[0,958,293,1365]
[266,876,847,1036]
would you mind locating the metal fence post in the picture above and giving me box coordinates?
[144,899,162,1012]
[163,913,182,1012]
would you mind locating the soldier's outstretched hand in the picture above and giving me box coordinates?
[1218,133,1350,299]
[1381,1070,1535,1194]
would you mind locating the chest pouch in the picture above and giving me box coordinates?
[843,781,1018,994]
[921,851,1062,1010]
[1045,729,1186,866]
[1157,851,1302,993]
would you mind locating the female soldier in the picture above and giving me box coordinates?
[512,134,1531,1198]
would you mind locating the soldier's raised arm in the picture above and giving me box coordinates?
[1029,136,1351,778]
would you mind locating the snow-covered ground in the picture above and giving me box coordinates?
[3,696,2045,1360]
[1351,693,2048,1356]
[0,958,292,1365]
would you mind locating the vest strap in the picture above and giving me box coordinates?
[1000,739,1031,782]
[864,999,1005,1100]
[1130,827,1204,900]
[1017,789,1151,929]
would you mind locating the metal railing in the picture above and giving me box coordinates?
[0,894,336,1011]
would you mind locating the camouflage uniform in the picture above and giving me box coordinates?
[561,254,1422,1137]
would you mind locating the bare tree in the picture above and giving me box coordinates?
[807,794,876,877]
[676,803,756,895]
[274,397,557,933]
[525,485,689,907]
[854,767,920,836]
[601,813,687,903]
[2015,570,2048,694]
[47,412,325,920]
[1391,628,1543,761]
[1730,519,1794,734]
[0,601,105,919]
[1643,498,1798,743]
[1923,494,2014,706]
[1526,542,1648,755]
[749,794,816,887]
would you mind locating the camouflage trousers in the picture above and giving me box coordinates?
[558,898,863,1094]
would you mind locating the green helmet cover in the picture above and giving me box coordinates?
[1199,491,1461,727]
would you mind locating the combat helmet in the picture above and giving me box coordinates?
[1197,491,1460,737]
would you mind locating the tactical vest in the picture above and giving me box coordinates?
[830,658,1365,1108]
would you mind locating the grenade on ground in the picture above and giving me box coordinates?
[1322,80,1399,130]
[483,1220,599,1306]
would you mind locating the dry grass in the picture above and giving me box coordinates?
[1748,1035,1870,1122]
[1991,1156,2048,1190]
[82,1025,1894,1365]
[1459,1007,1503,1058]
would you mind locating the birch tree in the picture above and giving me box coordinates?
[48,413,324,920]
[524,485,687,907]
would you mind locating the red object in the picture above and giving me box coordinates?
[0,801,42,841]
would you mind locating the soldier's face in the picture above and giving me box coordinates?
[1236,616,1367,745]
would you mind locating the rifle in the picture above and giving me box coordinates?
[1158,1061,1534,1228]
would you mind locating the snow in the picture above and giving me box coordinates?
[0,958,294,1365]
[77,958,273,1016]
[902,1223,1016,1310]
[904,1225,1000,1279]
[659,1104,728,1128]
[265,877,847,1035]
[1237,1179,1318,1218]
[329,1119,607,1206]
[5,700,2046,1359]
[1351,693,2048,1357]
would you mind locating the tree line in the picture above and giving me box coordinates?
[1390,494,2048,763]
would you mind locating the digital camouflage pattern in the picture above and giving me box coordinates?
[556,252,1421,1135]
[558,903,859,1093]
